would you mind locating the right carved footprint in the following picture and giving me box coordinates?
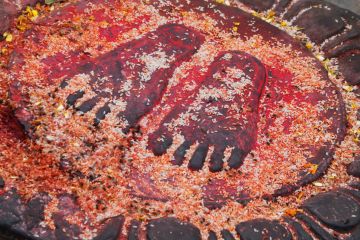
[148,51,266,172]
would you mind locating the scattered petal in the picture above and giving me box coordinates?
[313,182,324,187]
[3,32,13,42]
[280,21,288,27]
[304,163,318,175]
[305,42,313,50]
[284,208,302,217]
[342,85,353,92]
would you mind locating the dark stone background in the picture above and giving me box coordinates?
[327,0,360,14]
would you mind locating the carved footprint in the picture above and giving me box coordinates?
[53,24,204,131]
[148,51,266,172]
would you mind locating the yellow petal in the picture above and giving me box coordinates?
[56,104,64,112]
[3,32,13,42]
[267,10,275,18]
[342,85,353,92]
[280,21,288,27]
[252,11,260,17]
[100,21,109,28]
[351,102,358,109]
[305,42,313,50]
[26,6,32,13]
[316,54,325,61]
[32,9,39,17]
[284,208,302,217]
[309,165,318,174]
[1,47,7,55]
[31,9,39,20]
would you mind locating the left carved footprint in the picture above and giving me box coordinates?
[57,24,204,132]
[148,51,266,172]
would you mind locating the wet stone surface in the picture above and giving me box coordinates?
[238,0,359,86]
[302,191,360,229]
[236,219,292,240]
[348,157,360,177]
[93,216,124,240]
[146,218,202,240]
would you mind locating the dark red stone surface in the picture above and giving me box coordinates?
[0,0,358,239]
[9,0,346,192]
